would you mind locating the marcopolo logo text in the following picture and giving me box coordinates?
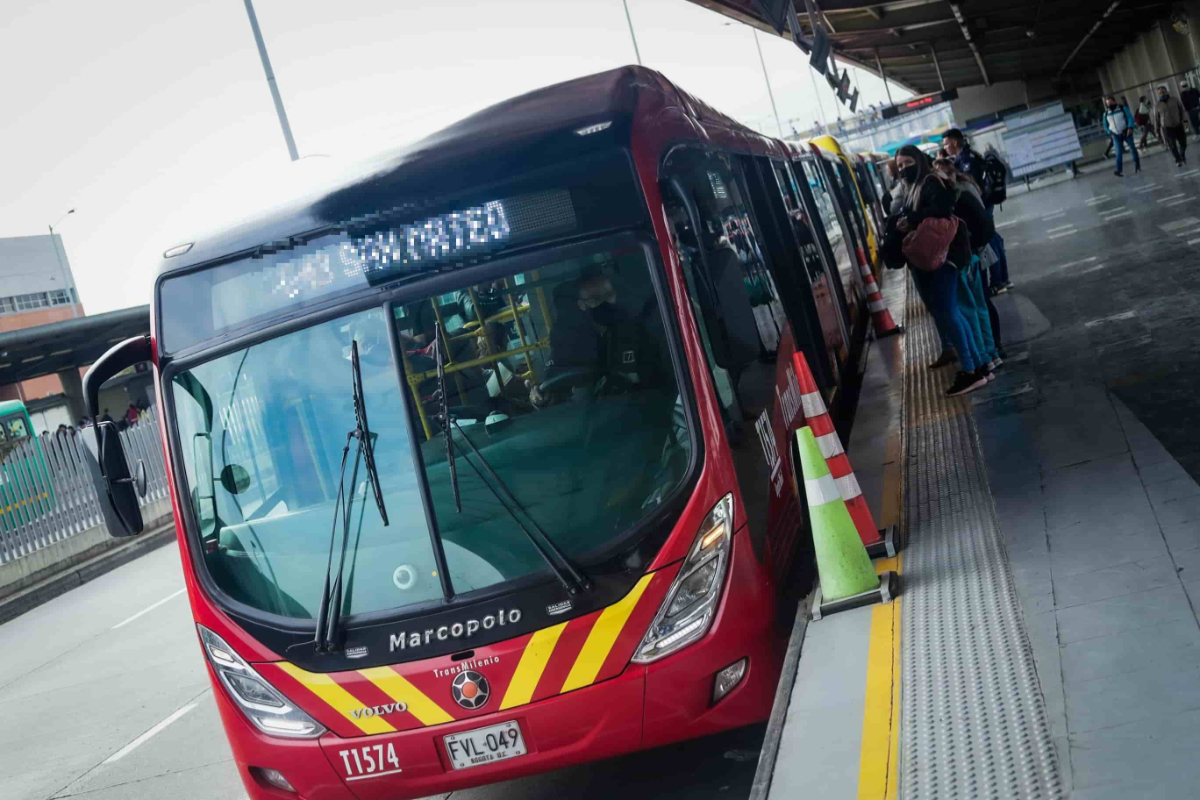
[389,608,523,652]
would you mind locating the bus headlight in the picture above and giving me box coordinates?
[198,625,325,739]
[632,494,733,664]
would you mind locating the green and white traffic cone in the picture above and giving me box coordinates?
[796,426,898,619]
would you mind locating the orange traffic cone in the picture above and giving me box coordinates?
[859,258,903,338]
[793,351,899,558]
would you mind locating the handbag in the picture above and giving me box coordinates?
[978,243,999,271]
[902,216,960,272]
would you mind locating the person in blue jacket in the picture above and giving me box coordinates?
[1102,95,1140,177]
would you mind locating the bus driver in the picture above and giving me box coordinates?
[527,267,666,408]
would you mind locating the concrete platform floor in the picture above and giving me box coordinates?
[977,147,1200,799]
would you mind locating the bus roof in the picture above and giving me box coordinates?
[155,66,771,281]
[0,399,26,416]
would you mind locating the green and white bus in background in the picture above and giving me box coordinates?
[0,399,56,532]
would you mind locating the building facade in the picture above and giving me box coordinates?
[0,234,86,421]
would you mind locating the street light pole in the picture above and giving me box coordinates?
[48,209,78,319]
[753,29,785,139]
[243,0,299,161]
[621,0,643,66]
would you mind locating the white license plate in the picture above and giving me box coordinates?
[443,720,527,770]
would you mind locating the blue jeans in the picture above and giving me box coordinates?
[957,261,998,363]
[1112,132,1139,173]
[912,266,981,372]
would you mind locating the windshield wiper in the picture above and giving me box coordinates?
[450,419,592,597]
[431,324,588,596]
[312,340,389,654]
[433,323,462,513]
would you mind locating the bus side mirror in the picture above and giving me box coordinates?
[83,335,153,537]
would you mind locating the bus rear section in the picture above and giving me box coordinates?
[83,66,862,800]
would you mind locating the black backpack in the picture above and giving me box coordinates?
[982,153,1008,206]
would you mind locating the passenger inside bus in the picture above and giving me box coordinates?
[527,266,667,408]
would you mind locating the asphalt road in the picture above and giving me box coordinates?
[0,543,765,800]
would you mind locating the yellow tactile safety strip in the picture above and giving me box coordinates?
[857,555,902,800]
[277,662,397,735]
[858,280,906,799]
[499,622,568,710]
[561,573,654,693]
[357,666,453,726]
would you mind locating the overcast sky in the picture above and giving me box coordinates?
[1,0,908,316]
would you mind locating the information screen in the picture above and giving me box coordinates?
[1002,103,1083,178]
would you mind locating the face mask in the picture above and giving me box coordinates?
[1107,103,1116,110]
[588,302,620,326]
[900,164,919,184]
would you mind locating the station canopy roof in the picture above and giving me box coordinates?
[686,0,1171,94]
[0,305,150,386]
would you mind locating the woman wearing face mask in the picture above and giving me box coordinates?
[933,158,1004,374]
[884,145,990,396]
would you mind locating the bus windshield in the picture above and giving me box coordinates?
[169,241,692,621]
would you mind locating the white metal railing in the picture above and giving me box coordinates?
[0,412,169,565]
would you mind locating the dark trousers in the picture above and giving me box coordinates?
[1188,108,1200,137]
[1164,125,1188,163]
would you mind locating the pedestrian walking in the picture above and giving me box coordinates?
[1102,95,1140,176]
[1180,81,1200,138]
[1155,85,1189,166]
[1136,96,1157,149]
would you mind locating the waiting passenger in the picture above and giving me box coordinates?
[884,145,988,397]
[527,268,664,408]
[933,158,1004,372]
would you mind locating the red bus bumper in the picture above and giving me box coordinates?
[219,532,784,800]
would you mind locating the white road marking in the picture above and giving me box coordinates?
[1189,237,1200,245]
[1178,168,1200,177]
[1166,197,1193,206]
[111,588,185,630]
[1048,229,1079,238]
[103,702,198,763]
[1085,310,1136,328]
[1163,216,1200,231]
[1102,211,1133,220]
[1056,256,1098,270]
[1135,183,1161,193]
[1158,193,1188,202]
[1085,195,1110,205]
[1099,205,1128,215]
[1047,223,1076,232]
[1099,334,1153,353]
[1043,211,1067,219]
[1079,264,1108,275]
[995,219,1022,229]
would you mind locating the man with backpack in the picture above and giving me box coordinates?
[944,128,1012,293]
[1101,96,1141,177]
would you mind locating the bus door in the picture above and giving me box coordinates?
[761,158,850,388]
[660,148,809,588]
[853,160,886,240]
[795,156,861,338]
[830,159,875,272]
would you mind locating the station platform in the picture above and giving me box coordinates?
[754,147,1200,800]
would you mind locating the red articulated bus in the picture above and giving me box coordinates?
[83,66,870,799]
